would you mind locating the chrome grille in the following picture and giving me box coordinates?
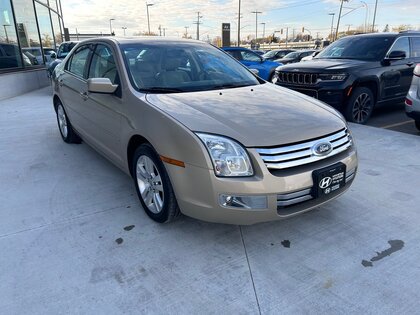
[255,128,352,170]
[277,71,318,85]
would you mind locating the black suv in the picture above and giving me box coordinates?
[272,32,420,123]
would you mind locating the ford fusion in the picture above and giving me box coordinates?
[52,37,358,225]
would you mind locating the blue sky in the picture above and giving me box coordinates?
[62,0,419,39]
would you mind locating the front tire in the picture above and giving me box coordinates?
[345,87,375,124]
[55,102,81,143]
[132,144,180,223]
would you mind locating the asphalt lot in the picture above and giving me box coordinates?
[368,102,420,136]
[1,87,420,314]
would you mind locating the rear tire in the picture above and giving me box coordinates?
[55,102,81,143]
[415,120,420,131]
[132,144,181,223]
[345,87,375,124]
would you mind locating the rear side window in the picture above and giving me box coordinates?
[389,37,410,58]
[88,44,119,84]
[67,45,92,78]
[240,50,261,62]
[411,37,420,58]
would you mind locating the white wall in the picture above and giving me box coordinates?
[0,69,50,101]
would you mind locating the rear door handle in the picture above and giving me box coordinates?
[80,91,89,101]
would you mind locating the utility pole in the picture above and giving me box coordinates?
[260,22,266,40]
[184,26,189,38]
[193,12,203,40]
[163,27,167,36]
[158,24,162,36]
[346,24,352,33]
[109,18,115,35]
[251,10,262,44]
[328,13,335,41]
[121,26,127,36]
[372,0,378,32]
[146,2,154,35]
[237,0,241,46]
[285,27,289,47]
[335,0,348,41]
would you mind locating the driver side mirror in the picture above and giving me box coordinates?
[87,78,118,94]
[50,52,57,59]
[250,68,259,76]
[385,50,406,61]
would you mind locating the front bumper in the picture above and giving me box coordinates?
[165,146,358,225]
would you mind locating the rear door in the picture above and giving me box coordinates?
[58,44,94,135]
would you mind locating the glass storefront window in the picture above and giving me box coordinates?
[48,0,57,12]
[51,11,61,47]
[13,0,42,66]
[0,0,23,69]
[35,1,55,64]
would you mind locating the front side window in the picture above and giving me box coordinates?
[316,35,395,61]
[121,42,260,93]
[411,37,420,58]
[0,0,22,69]
[67,45,91,78]
[240,50,261,62]
[57,42,77,58]
[388,37,410,58]
[89,44,119,84]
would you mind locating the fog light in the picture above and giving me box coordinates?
[219,194,267,210]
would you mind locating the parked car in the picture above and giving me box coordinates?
[0,43,23,68]
[301,50,321,62]
[405,63,420,131]
[47,41,78,77]
[22,47,44,65]
[262,49,295,61]
[274,50,317,64]
[252,50,265,56]
[222,47,282,81]
[52,37,357,225]
[272,32,420,124]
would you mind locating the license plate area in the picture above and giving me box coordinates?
[312,163,346,198]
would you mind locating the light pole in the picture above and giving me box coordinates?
[146,2,154,35]
[163,27,167,36]
[328,13,335,41]
[335,0,348,41]
[251,10,262,43]
[260,22,266,40]
[121,26,127,36]
[2,24,10,43]
[184,26,189,38]
[360,1,368,33]
[109,18,115,35]
[372,0,378,32]
[237,0,241,46]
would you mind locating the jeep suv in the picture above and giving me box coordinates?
[272,32,420,123]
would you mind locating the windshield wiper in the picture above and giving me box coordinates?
[140,87,185,93]
[209,83,253,90]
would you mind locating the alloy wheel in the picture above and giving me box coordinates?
[352,92,372,123]
[57,104,68,138]
[136,155,164,214]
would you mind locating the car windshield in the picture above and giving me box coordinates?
[57,43,77,58]
[284,51,300,59]
[316,35,395,61]
[262,50,278,58]
[121,42,260,93]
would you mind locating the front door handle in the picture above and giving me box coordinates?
[58,79,64,87]
[80,91,89,101]
[407,62,414,67]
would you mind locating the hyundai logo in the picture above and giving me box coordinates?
[313,141,333,156]
[319,177,333,189]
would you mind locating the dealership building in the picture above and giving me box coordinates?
[0,0,64,99]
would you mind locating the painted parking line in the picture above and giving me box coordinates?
[381,120,413,129]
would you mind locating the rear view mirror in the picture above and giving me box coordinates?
[250,68,259,76]
[385,50,406,61]
[87,78,118,94]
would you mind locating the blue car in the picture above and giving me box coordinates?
[222,47,282,81]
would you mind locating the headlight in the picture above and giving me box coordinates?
[196,133,253,177]
[319,73,348,81]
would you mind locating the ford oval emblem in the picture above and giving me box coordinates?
[313,141,333,156]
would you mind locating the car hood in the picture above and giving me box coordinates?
[145,84,346,147]
[276,58,370,71]
[275,57,296,63]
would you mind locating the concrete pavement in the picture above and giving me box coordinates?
[1,87,420,314]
